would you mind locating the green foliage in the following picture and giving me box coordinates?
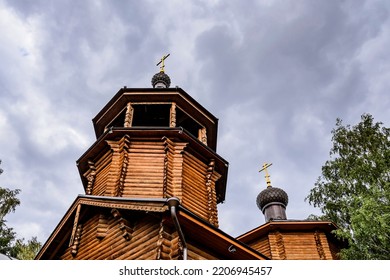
[0,187,21,220]
[11,236,42,260]
[306,114,390,259]
[0,161,42,259]
[0,186,21,257]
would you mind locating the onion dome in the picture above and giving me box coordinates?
[257,163,288,222]
[151,71,171,88]
[256,187,288,213]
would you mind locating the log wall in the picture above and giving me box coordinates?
[62,211,163,260]
[246,236,271,259]
[182,151,220,226]
[122,141,165,198]
[264,230,335,260]
[187,243,219,260]
[83,135,222,227]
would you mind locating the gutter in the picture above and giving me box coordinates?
[167,197,188,260]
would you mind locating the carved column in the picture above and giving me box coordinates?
[170,102,176,128]
[199,127,207,146]
[124,102,134,127]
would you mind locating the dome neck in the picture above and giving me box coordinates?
[263,201,287,222]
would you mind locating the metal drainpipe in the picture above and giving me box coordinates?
[167,197,188,260]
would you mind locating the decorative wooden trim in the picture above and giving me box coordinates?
[116,136,130,197]
[79,198,167,212]
[170,102,176,128]
[124,102,134,127]
[69,203,83,256]
[206,159,218,227]
[111,208,134,241]
[314,231,326,260]
[199,127,207,146]
[69,204,82,246]
[71,224,83,257]
[85,161,96,195]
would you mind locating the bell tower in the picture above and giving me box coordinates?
[76,55,228,227]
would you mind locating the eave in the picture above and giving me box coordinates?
[237,220,339,244]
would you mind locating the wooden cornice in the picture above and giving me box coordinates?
[236,220,339,244]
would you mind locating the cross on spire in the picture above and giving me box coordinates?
[156,53,170,73]
[259,163,273,188]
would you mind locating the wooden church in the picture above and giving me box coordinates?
[35,56,342,260]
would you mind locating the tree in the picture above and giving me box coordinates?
[0,160,41,259]
[306,113,390,259]
[11,236,42,260]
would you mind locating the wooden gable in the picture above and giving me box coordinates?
[237,221,343,260]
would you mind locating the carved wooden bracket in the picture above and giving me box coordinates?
[69,204,83,257]
[69,204,82,247]
[71,224,83,256]
[206,159,218,227]
[85,160,96,195]
[170,102,176,128]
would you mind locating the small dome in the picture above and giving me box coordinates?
[151,71,171,88]
[256,186,288,212]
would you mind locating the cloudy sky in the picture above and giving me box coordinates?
[0,0,389,243]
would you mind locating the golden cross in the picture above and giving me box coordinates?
[156,53,170,73]
[259,163,273,187]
